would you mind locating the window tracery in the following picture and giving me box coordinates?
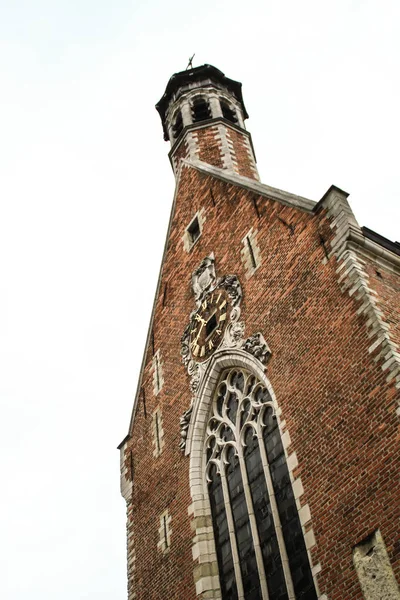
[205,368,317,600]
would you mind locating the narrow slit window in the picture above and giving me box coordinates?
[158,510,171,553]
[163,514,169,549]
[155,411,161,454]
[152,407,164,457]
[246,235,257,269]
[155,354,160,392]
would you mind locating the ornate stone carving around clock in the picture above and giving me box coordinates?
[179,255,273,451]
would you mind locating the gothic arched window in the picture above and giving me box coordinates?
[192,96,212,123]
[205,368,317,600]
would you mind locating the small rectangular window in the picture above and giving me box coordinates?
[183,209,205,253]
[187,216,200,245]
[246,235,257,269]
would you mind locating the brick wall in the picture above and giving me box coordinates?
[196,126,224,169]
[121,163,400,599]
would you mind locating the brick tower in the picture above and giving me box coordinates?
[119,65,400,600]
[156,64,259,180]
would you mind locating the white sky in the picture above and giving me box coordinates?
[0,1,398,598]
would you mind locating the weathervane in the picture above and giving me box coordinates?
[186,54,195,70]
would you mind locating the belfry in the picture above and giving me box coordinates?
[119,65,400,600]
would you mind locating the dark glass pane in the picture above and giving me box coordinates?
[232,370,245,392]
[226,392,238,425]
[226,447,262,600]
[206,436,216,462]
[244,428,289,600]
[263,414,318,600]
[221,424,235,443]
[246,376,256,395]
[240,399,251,428]
[208,464,238,600]
[255,386,272,404]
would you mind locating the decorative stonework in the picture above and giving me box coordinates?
[179,255,273,452]
[192,254,216,304]
[322,187,400,412]
[243,332,271,365]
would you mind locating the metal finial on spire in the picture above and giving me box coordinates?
[186,54,195,70]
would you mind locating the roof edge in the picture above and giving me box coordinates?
[182,159,316,212]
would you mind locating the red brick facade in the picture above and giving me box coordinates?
[119,66,400,600]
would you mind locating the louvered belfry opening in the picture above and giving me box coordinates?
[221,99,238,125]
[172,110,183,138]
[206,368,318,600]
[192,96,212,123]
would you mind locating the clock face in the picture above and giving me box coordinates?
[190,289,229,362]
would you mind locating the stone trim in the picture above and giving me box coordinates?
[353,530,400,599]
[152,406,165,458]
[187,349,324,599]
[241,228,261,278]
[119,441,133,501]
[126,513,136,600]
[157,509,172,554]
[182,208,206,252]
[321,187,400,410]
[225,127,259,180]
[151,349,164,396]
[215,124,237,174]
[181,158,316,212]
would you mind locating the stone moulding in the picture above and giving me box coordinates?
[320,186,400,413]
[186,349,323,599]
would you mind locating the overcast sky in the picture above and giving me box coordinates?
[0,1,399,598]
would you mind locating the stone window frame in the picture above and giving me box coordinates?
[151,349,164,396]
[157,509,172,554]
[183,208,206,253]
[241,228,261,279]
[152,406,165,458]
[186,349,323,599]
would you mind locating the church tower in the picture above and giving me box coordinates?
[119,65,400,600]
[156,64,259,180]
